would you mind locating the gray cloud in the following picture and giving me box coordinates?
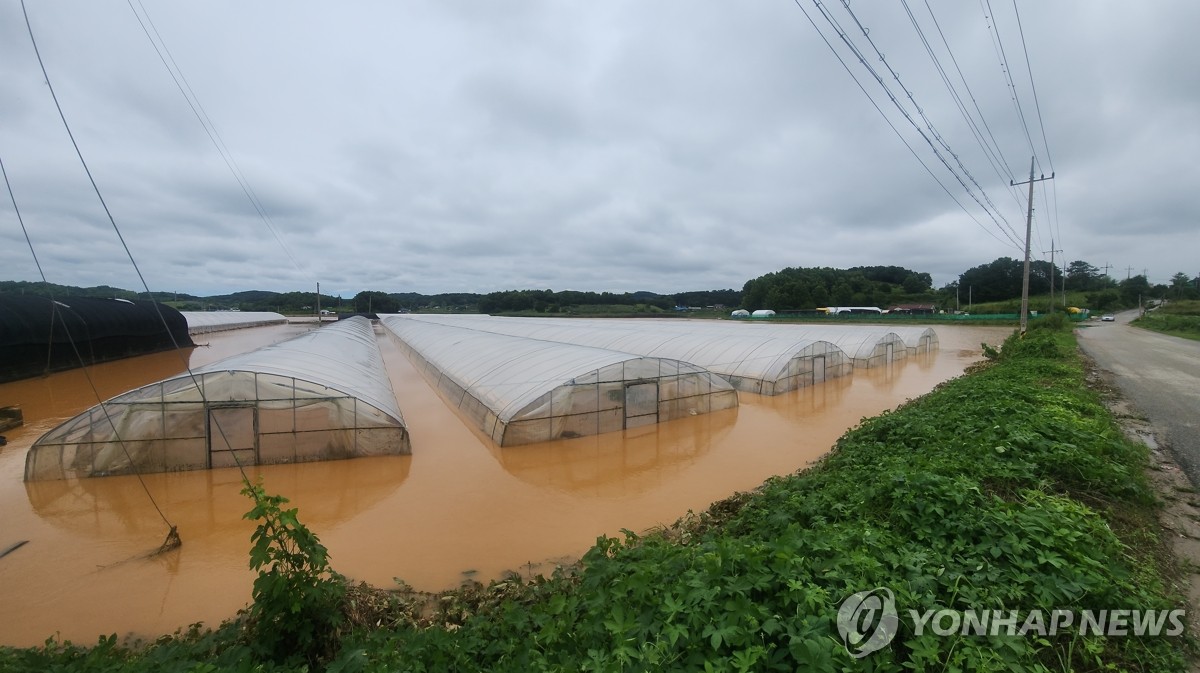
[1,1,1197,300]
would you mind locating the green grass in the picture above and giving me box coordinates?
[1134,301,1200,340]
[1,327,1189,672]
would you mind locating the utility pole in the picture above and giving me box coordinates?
[316,281,321,324]
[1043,239,1062,313]
[1126,265,1135,280]
[1012,156,1054,333]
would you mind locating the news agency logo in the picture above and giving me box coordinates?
[835,587,1187,658]
[836,587,899,658]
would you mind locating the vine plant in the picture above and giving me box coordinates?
[241,476,345,667]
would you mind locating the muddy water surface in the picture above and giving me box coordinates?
[0,323,1011,647]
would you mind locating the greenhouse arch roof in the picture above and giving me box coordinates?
[380,316,737,446]
[181,311,288,334]
[392,314,851,394]
[25,316,408,481]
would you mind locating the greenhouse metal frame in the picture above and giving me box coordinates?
[380,316,738,446]
[26,317,409,481]
[390,314,852,394]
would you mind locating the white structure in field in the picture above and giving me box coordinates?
[181,311,288,334]
[380,316,739,446]
[25,317,409,481]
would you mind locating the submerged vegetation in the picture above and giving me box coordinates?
[0,326,1189,671]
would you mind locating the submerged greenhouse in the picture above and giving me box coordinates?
[391,314,852,394]
[25,317,409,481]
[380,316,738,446]
[181,311,288,334]
[0,295,192,383]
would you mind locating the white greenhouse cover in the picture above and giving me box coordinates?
[607,320,912,368]
[540,318,936,366]
[882,326,940,353]
[182,311,288,334]
[389,314,851,394]
[380,316,738,445]
[26,317,408,480]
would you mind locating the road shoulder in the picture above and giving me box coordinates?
[1085,352,1200,667]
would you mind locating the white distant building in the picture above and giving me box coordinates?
[751,309,776,317]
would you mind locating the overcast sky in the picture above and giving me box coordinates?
[1,2,1196,298]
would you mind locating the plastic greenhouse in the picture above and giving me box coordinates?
[884,326,939,353]
[0,295,192,383]
[25,317,409,481]
[380,316,738,446]
[181,311,288,334]
[638,321,912,368]
[388,315,851,395]
[546,318,935,368]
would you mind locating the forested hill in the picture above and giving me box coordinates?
[740,266,934,312]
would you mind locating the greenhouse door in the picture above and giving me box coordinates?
[624,382,659,429]
[885,343,894,365]
[812,356,826,384]
[207,405,258,469]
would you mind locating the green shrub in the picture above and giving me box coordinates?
[241,477,345,667]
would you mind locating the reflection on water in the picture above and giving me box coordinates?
[0,323,1013,647]
[492,407,737,498]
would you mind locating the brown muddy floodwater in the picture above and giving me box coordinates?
[0,323,1013,647]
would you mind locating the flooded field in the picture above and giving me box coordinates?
[0,323,1012,647]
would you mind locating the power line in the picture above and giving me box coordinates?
[788,0,1019,250]
[803,0,1023,249]
[981,0,1039,166]
[837,0,1017,237]
[902,0,1023,219]
[126,0,306,275]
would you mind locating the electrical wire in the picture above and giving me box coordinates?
[798,0,1023,251]
[126,0,306,275]
[833,0,1020,246]
[902,0,1023,216]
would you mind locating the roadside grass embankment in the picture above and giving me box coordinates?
[1,326,1189,672]
[1135,300,1200,341]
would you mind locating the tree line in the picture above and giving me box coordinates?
[5,261,1195,316]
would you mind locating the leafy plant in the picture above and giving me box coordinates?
[241,477,345,667]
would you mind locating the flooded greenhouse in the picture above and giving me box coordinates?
[24,316,408,481]
[181,311,288,334]
[380,315,739,445]
[390,314,853,394]
[0,321,1012,648]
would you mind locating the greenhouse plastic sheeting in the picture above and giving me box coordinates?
[881,326,939,353]
[182,311,288,334]
[380,316,738,446]
[25,316,409,481]
[389,314,851,394]
[0,295,192,383]
[606,320,913,368]
[460,317,933,367]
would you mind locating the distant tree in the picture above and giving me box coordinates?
[353,291,398,314]
[1066,261,1102,291]
[1170,272,1194,299]
[1118,275,1151,305]
[901,273,927,294]
[959,257,1051,303]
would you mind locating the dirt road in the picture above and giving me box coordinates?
[1076,309,1200,487]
